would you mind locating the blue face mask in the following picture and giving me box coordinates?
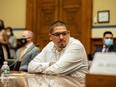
[104,39,113,46]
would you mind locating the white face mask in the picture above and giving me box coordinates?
[7,32,11,36]
[104,39,113,47]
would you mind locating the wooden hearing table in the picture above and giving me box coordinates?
[0,71,85,87]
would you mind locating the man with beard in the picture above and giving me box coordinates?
[28,21,88,77]
[13,30,40,71]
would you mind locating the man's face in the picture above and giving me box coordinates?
[103,34,113,40]
[21,31,31,43]
[49,26,70,51]
[103,34,113,46]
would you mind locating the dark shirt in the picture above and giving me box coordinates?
[92,45,116,60]
[14,61,21,71]
[0,44,5,68]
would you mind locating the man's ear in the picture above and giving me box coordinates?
[49,33,52,40]
[102,38,104,42]
[27,37,31,41]
[68,31,70,36]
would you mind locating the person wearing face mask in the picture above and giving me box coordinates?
[93,31,116,57]
[0,20,10,60]
[12,30,41,71]
[6,26,17,59]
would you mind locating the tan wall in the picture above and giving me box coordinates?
[0,0,116,38]
[92,0,116,38]
[0,0,26,38]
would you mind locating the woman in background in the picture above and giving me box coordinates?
[0,19,10,60]
[6,26,17,59]
[0,43,5,68]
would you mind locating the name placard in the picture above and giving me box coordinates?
[89,52,116,75]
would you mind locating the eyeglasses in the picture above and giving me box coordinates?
[51,31,69,37]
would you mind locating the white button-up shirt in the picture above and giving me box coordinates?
[28,37,88,77]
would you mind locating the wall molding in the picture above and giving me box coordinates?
[92,25,116,29]
[12,28,25,30]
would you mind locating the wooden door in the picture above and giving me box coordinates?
[26,0,92,55]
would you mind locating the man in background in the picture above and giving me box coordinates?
[93,31,116,56]
[28,21,88,77]
[13,30,40,71]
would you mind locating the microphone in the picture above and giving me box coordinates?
[6,58,19,67]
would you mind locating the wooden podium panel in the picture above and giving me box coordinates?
[86,74,116,87]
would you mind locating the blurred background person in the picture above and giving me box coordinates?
[6,26,17,59]
[0,44,5,68]
[92,31,116,60]
[94,31,116,54]
[13,30,41,72]
[88,31,116,69]
[0,19,10,60]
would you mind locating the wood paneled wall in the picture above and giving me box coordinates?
[26,0,92,55]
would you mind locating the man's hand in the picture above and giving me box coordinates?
[49,62,55,66]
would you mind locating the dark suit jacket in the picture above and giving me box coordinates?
[13,44,40,71]
[93,45,116,60]
[94,45,116,52]
[0,44,5,68]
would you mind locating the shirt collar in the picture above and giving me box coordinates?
[52,47,65,53]
[26,42,33,49]
[103,45,106,48]
[103,45,109,48]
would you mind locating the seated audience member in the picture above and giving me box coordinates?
[0,44,5,68]
[6,26,17,59]
[93,31,116,57]
[28,21,88,77]
[0,19,10,60]
[13,30,40,72]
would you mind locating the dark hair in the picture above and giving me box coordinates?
[103,31,113,37]
[50,21,67,33]
[5,26,14,36]
[0,19,5,30]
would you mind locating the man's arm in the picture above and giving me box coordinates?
[28,43,52,73]
[43,44,88,76]
[28,51,50,73]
